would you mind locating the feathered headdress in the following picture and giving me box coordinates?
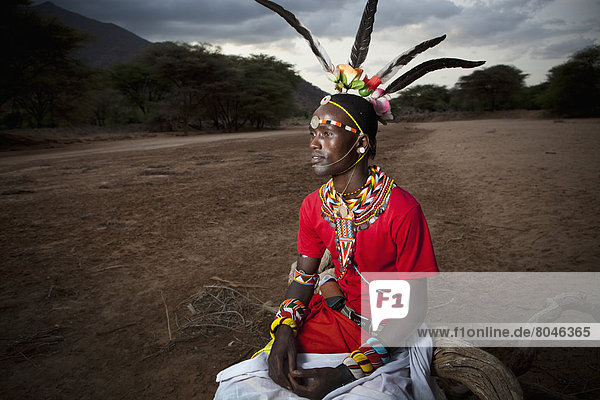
[254,0,485,121]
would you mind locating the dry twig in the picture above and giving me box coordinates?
[1,326,64,361]
[160,290,172,342]
[47,284,54,299]
[210,276,266,289]
[97,265,126,272]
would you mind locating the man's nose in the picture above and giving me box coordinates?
[310,135,321,149]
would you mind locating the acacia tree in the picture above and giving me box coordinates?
[541,46,600,116]
[390,84,451,114]
[452,65,527,111]
[136,42,223,133]
[110,44,300,132]
[1,0,88,127]
[110,63,165,118]
[238,54,300,129]
[208,62,245,132]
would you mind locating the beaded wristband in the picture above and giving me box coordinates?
[342,356,365,380]
[293,266,319,286]
[270,317,298,339]
[366,337,390,364]
[276,298,306,325]
[350,350,374,376]
[359,343,383,369]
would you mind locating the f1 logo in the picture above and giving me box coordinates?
[369,280,410,331]
[376,289,405,308]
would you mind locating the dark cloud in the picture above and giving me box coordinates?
[38,0,265,25]
[36,0,342,42]
[405,0,599,63]
[443,0,552,41]
[37,0,462,44]
[34,0,599,86]
[533,37,598,59]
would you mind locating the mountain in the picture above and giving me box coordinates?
[31,1,326,113]
[295,80,327,114]
[33,1,152,67]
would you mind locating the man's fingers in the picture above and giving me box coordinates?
[268,369,287,388]
[275,372,292,390]
[289,368,308,378]
[290,368,320,378]
[268,356,292,390]
[287,348,297,375]
[288,372,312,393]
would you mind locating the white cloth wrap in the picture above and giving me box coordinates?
[214,327,435,400]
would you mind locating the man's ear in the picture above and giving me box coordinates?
[357,134,370,153]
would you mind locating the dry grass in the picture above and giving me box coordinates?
[174,285,275,343]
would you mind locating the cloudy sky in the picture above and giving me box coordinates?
[36,0,599,91]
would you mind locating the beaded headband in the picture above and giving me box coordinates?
[310,95,364,135]
[254,0,485,122]
[311,117,359,134]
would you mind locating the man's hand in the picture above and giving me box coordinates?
[268,324,297,390]
[288,367,345,400]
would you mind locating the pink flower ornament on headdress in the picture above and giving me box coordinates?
[370,88,393,121]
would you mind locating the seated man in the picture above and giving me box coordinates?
[215,93,439,400]
[215,2,483,398]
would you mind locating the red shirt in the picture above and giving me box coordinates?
[297,185,438,316]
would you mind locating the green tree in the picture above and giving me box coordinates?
[390,84,450,114]
[137,42,222,133]
[521,82,549,110]
[452,65,527,111]
[541,46,600,116]
[109,43,300,132]
[1,0,89,127]
[238,54,300,129]
[110,63,164,118]
[80,69,128,126]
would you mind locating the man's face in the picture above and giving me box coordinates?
[309,103,361,177]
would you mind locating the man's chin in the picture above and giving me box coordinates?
[311,164,330,176]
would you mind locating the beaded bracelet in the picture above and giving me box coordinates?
[270,317,298,339]
[292,266,319,286]
[271,298,306,340]
[275,298,306,324]
[342,355,364,380]
[359,343,384,369]
[350,350,374,376]
[366,337,390,364]
[340,337,391,382]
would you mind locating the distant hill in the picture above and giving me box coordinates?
[32,1,326,113]
[33,1,152,67]
[295,80,327,114]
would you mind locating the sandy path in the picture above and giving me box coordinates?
[0,129,302,169]
[410,118,600,271]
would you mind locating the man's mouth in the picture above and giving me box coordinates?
[311,154,325,164]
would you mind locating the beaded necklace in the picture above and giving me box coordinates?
[319,165,395,279]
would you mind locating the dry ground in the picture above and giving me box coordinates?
[1,118,599,399]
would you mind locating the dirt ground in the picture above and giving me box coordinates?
[1,118,599,399]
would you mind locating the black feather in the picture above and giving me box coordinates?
[384,58,486,94]
[375,35,446,84]
[350,0,378,68]
[254,0,334,73]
